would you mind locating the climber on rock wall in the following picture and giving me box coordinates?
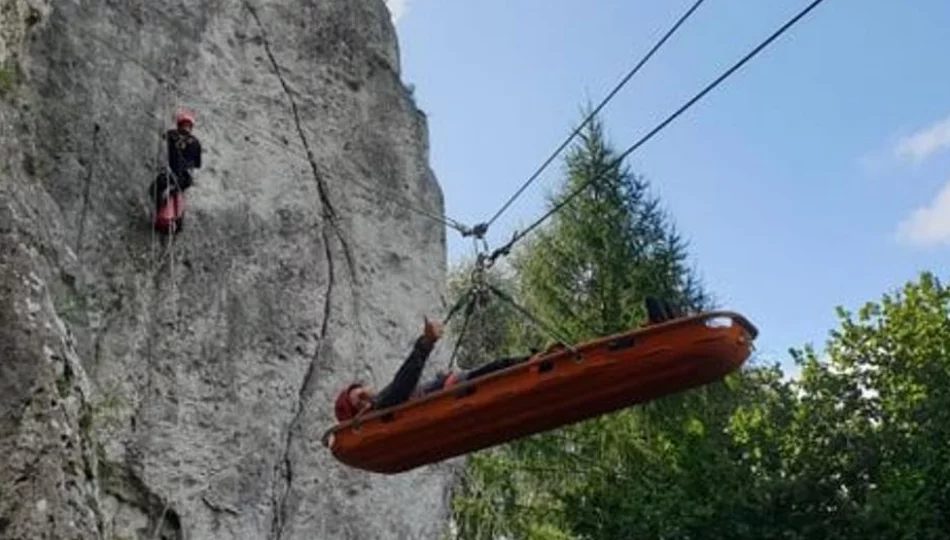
[165,110,202,192]
[149,110,202,233]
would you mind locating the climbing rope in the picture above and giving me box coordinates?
[149,73,189,540]
[442,286,475,326]
[484,0,708,229]
[170,81,186,533]
[146,103,172,538]
[441,243,580,373]
[149,86,169,267]
[149,228,181,539]
[484,282,578,356]
[483,0,830,268]
[446,298,476,370]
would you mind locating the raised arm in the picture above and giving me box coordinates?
[371,317,444,410]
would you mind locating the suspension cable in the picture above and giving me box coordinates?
[487,0,829,265]
[484,0,709,230]
[446,299,477,370]
[443,287,475,325]
[484,283,578,355]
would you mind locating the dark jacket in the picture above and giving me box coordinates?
[369,337,436,411]
[413,354,532,398]
[166,128,202,189]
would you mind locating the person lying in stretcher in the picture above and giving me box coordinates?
[332,317,531,422]
[332,297,683,423]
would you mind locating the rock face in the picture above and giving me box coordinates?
[0,0,454,538]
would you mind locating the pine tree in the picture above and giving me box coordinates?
[450,109,714,539]
[512,109,709,343]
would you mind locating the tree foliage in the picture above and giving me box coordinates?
[444,107,950,539]
[512,112,709,343]
[449,110,719,539]
[451,269,950,538]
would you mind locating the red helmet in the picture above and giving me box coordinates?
[334,384,362,422]
[175,110,195,127]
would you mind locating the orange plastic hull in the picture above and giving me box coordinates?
[322,311,758,474]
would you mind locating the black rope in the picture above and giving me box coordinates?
[443,287,475,324]
[447,298,477,370]
[487,0,830,265]
[485,283,578,355]
[408,206,470,234]
[484,0,708,230]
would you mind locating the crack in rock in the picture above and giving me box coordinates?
[75,123,101,256]
[242,5,350,538]
[202,495,239,517]
[271,238,335,540]
[244,0,356,283]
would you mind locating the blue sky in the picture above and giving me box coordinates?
[384,0,950,374]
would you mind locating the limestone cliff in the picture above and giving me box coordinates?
[0,0,453,538]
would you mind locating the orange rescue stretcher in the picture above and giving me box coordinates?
[321,310,758,474]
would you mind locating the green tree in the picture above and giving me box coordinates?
[450,110,719,539]
[447,111,950,539]
[512,112,710,343]
[626,271,950,540]
[564,271,950,539]
[771,271,950,539]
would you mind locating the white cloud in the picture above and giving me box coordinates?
[384,0,410,23]
[894,114,950,165]
[895,179,950,248]
[856,148,892,176]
